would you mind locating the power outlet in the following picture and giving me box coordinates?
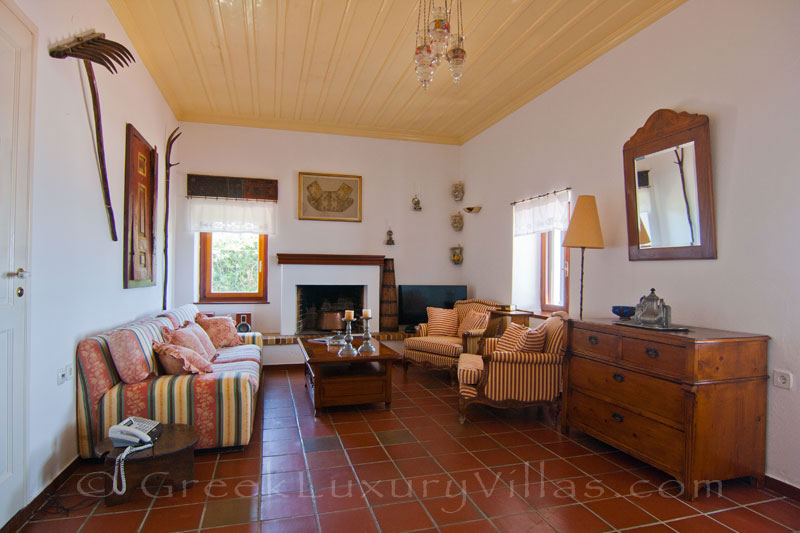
[66,364,74,380]
[56,368,67,386]
[773,370,794,390]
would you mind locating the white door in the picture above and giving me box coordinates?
[0,0,34,526]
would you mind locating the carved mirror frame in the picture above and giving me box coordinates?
[623,109,717,260]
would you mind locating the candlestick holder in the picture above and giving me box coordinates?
[358,317,376,354]
[338,318,357,356]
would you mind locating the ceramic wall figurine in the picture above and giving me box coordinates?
[451,181,464,201]
[450,245,463,265]
[450,212,464,231]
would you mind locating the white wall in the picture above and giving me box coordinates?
[18,0,177,502]
[460,0,800,487]
[172,123,463,333]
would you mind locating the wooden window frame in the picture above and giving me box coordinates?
[198,232,268,303]
[540,230,570,313]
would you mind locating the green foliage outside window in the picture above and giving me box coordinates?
[211,233,259,293]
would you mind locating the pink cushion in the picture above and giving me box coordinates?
[153,342,213,374]
[457,309,489,337]
[517,324,546,352]
[427,307,459,337]
[162,326,207,358]
[107,329,154,384]
[496,322,528,352]
[181,322,218,361]
[196,314,243,348]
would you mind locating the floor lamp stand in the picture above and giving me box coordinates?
[578,247,586,320]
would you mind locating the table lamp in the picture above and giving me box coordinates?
[562,195,604,320]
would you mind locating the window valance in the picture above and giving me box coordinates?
[189,197,276,234]
[513,189,571,236]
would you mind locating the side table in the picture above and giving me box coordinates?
[95,423,199,506]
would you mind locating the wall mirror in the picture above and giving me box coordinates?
[623,109,716,260]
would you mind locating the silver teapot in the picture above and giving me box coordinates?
[634,288,672,328]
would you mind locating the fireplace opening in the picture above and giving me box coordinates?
[297,285,365,334]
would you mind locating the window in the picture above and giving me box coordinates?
[540,229,570,312]
[199,232,267,303]
[511,190,571,314]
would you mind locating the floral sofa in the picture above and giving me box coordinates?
[76,304,263,458]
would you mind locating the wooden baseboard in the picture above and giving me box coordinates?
[766,476,800,501]
[0,456,80,533]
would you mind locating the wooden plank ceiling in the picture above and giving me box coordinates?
[108,0,685,145]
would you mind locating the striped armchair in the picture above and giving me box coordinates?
[403,299,499,384]
[456,312,568,424]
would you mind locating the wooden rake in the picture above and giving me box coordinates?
[49,31,136,241]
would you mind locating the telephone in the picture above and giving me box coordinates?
[108,417,162,495]
[108,416,162,447]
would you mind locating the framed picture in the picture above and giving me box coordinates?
[123,124,157,288]
[298,172,362,222]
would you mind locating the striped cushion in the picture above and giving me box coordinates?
[457,353,484,385]
[427,307,459,336]
[97,371,258,450]
[404,336,462,357]
[107,321,168,383]
[457,310,489,337]
[454,299,500,324]
[542,315,567,354]
[210,362,262,387]
[215,344,262,364]
[404,350,458,370]
[517,324,546,353]
[238,331,264,347]
[159,304,200,329]
[496,322,528,352]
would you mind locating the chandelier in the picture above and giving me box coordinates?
[413,0,465,89]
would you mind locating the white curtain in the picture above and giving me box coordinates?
[513,189,571,236]
[189,197,277,234]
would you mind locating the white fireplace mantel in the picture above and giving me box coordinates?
[278,255,384,336]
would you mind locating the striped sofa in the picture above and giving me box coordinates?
[403,299,499,383]
[457,312,568,423]
[76,304,263,459]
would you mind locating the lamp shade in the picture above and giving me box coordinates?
[562,195,604,249]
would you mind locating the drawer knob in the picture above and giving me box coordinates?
[612,412,625,423]
[645,347,660,358]
[612,372,625,383]
[588,335,599,345]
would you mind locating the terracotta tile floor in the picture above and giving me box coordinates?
[18,365,800,532]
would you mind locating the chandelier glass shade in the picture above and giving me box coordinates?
[414,0,465,89]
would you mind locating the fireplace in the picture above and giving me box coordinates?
[278,254,384,336]
[296,285,365,334]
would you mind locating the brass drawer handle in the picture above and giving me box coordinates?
[612,412,624,423]
[645,347,660,358]
[588,335,599,345]
[612,373,625,383]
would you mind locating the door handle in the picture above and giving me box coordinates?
[7,268,31,279]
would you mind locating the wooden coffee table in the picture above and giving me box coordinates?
[299,337,400,416]
[95,423,198,506]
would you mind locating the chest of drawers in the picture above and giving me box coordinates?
[563,319,769,499]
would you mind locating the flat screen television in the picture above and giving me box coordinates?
[398,285,468,327]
